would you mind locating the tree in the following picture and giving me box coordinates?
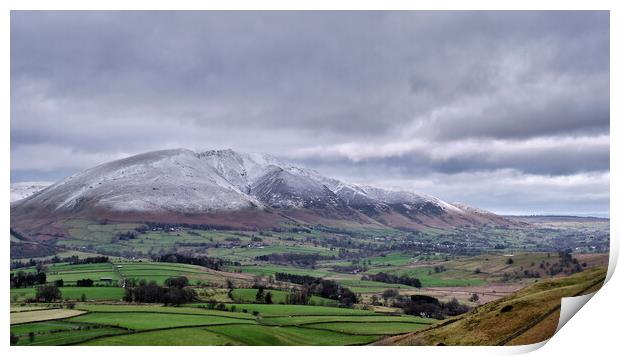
[36,285,61,302]
[506,257,514,265]
[11,271,49,288]
[55,279,64,287]
[76,278,94,287]
[255,287,265,303]
[163,286,194,306]
[81,293,87,302]
[226,279,235,300]
[469,293,479,302]
[286,289,309,305]
[10,333,19,345]
[445,297,469,316]
[371,295,380,305]
[382,289,399,300]
[265,291,273,304]
[164,276,189,289]
[35,261,47,273]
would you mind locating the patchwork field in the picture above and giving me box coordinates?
[11,287,125,302]
[10,303,438,346]
[11,309,86,325]
[10,217,609,346]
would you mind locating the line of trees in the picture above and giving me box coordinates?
[35,285,62,302]
[274,273,317,285]
[122,277,195,305]
[275,272,357,306]
[10,271,46,288]
[11,255,109,269]
[76,279,94,287]
[330,265,367,273]
[256,253,333,268]
[361,272,422,288]
[394,295,470,319]
[137,222,234,233]
[115,231,137,241]
[254,287,273,304]
[155,253,236,271]
[67,256,110,265]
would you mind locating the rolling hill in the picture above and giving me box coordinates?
[376,267,607,346]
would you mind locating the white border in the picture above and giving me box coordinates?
[3,1,616,355]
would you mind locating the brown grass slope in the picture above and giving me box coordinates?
[376,267,607,346]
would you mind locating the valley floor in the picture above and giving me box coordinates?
[9,217,610,346]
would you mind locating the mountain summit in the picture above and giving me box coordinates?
[11,148,522,233]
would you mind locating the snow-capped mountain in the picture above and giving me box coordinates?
[251,166,342,209]
[10,182,52,202]
[14,149,262,213]
[11,148,523,231]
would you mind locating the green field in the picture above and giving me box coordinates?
[67,312,255,330]
[220,303,377,316]
[10,302,438,345]
[240,264,336,278]
[306,321,429,335]
[12,325,127,346]
[10,255,607,345]
[75,304,255,319]
[11,287,124,302]
[13,262,120,284]
[10,216,608,346]
[231,288,288,303]
[230,288,338,306]
[381,267,488,287]
[336,279,418,293]
[82,327,241,346]
[208,245,337,261]
[204,324,377,346]
[11,320,85,335]
[259,314,435,326]
[116,262,218,285]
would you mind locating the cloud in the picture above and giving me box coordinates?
[370,170,610,216]
[289,135,609,175]
[10,11,609,215]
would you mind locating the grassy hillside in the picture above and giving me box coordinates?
[378,267,607,346]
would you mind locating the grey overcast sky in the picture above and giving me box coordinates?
[10,11,610,216]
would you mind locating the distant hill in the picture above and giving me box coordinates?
[506,215,609,223]
[377,267,606,346]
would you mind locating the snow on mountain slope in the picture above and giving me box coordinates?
[12,148,521,230]
[357,185,427,205]
[451,202,496,216]
[16,149,262,213]
[196,149,291,193]
[10,182,52,202]
[251,166,341,209]
[354,184,467,215]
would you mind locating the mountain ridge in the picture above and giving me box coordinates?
[11,148,526,237]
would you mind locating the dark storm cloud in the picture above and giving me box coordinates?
[10,11,609,215]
